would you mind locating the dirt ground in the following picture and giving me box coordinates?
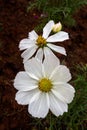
[0,0,87,130]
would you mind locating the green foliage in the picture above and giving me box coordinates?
[27,0,87,28]
[30,64,87,130]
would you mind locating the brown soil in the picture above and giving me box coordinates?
[0,0,87,130]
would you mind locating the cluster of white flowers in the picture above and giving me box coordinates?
[14,20,75,118]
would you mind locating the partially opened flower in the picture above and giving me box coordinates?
[19,20,69,62]
[14,55,75,118]
[52,22,62,33]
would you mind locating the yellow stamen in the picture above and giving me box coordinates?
[38,78,52,92]
[36,36,46,48]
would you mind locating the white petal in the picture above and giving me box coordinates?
[29,92,49,118]
[43,47,60,77]
[35,48,44,62]
[47,31,69,42]
[50,65,71,82]
[42,20,55,39]
[21,45,38,63]
[14,72,38,91]
[15,89,39,105]
[52,83,75,103]
[47,43,66,55]
[28,30,38,40]
[24,58,43,80]
[44,47,60,62]
[49,92,68,116]
[19,38,35,51]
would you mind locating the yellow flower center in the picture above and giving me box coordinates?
[36,35,46,48]
[38,78,52,92]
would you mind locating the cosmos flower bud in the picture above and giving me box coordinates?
[52,22,62,33]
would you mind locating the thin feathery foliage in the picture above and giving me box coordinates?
[29,64,87,130]
[27,0,87,30]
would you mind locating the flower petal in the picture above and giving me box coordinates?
[24,58,43,80]
[44,47,60,62]
[43,47,60,77]
[50,65,71,82]
[29,92,49,118]
[42,20,54,39]
[21,45,38,63]
[49,92,68,116]
[52,83,75,103]
[35,48,44,62]
[14,72,38,91]
[19,38,35,51]
[15,89,39,105]
[47,31,69,42]
[28,30,38,40]
[47,43,66,55]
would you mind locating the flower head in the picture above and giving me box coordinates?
[52,22,62,33]
[19,20,69,62]
[14,55,75,118]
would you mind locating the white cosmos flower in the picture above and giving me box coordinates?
[19,20,69,62]
[14,55,75,118]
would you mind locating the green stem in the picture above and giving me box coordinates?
[49,113,53,130]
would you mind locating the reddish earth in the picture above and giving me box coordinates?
[0,0,87,130]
